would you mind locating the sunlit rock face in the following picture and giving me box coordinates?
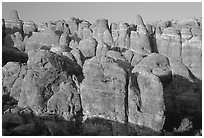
[2,10,202,136]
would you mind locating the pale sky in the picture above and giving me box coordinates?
[2,2,202,24]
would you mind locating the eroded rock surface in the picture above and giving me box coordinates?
[2,10,202,136]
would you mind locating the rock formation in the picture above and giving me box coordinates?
[2,10,202,136]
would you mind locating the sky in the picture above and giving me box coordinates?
[2,2,202,25]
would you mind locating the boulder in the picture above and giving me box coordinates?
[18,50,82,114]
[129,53,172,131]
[129,71,165,131]
[80,56,128,133]
[77,38,97,58]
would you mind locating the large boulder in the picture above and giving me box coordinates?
[129,53,172,131]
[80,56,128,134]
[18,50,82,115]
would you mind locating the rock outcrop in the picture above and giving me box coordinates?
[2,10,202,136]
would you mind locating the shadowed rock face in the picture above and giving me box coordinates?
[2,10,202,136]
